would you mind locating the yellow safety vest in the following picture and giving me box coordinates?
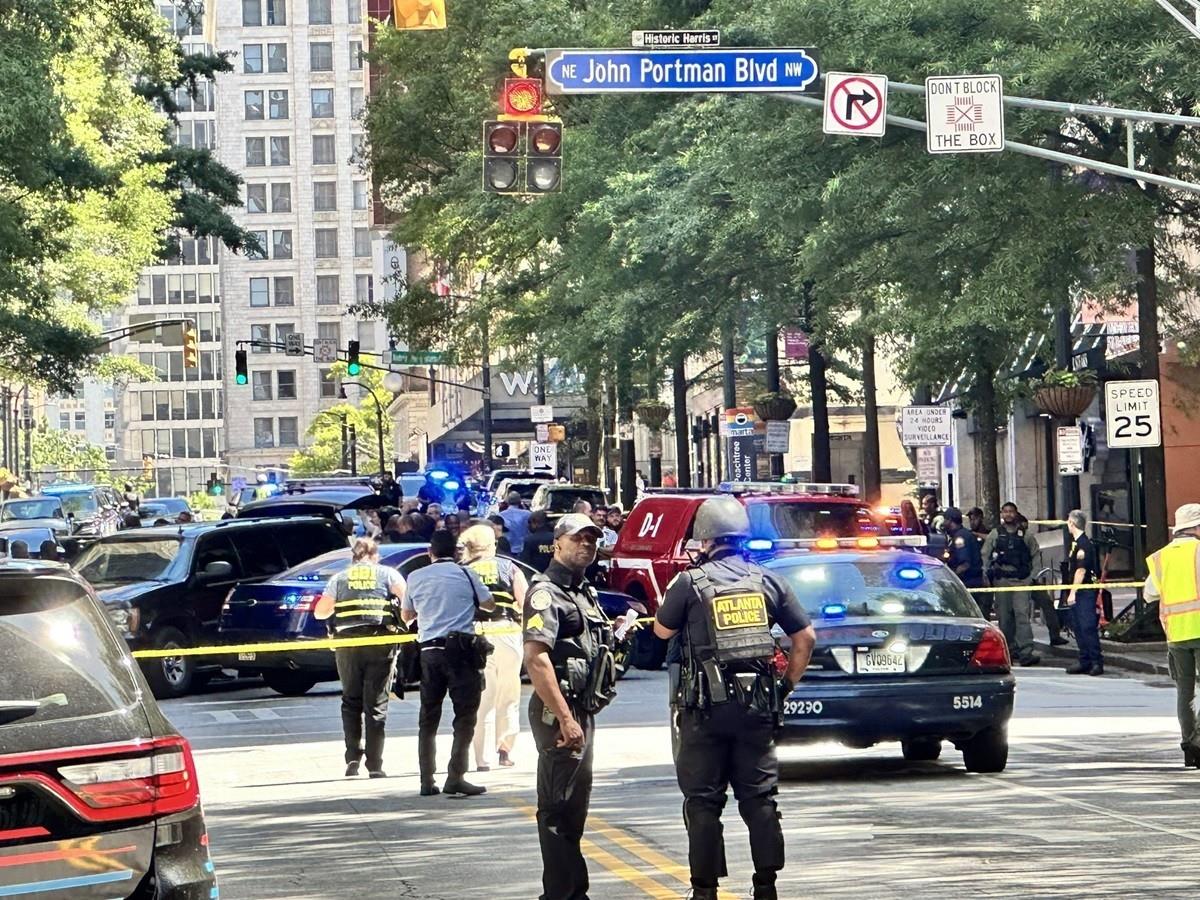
[1148,538,1200,644]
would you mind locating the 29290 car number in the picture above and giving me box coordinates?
[953,695,983,710]
[784,699,824,716]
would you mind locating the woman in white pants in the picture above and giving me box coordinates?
[460,524,528,770]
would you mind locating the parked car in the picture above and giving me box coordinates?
[0,524,64,559]
[530,484,607,520]
[39,482,124,542]
[0,560,217,898]
[235,486,373,523]
[487,478,557,515]
[0,496,75,553]
[77,516,350,698]
[139,496,193,525]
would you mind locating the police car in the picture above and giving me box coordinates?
[765,537,1015,772]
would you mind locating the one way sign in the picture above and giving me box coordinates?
[823,72,888,138]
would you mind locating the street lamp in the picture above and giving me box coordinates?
[341,381,389,477]
[383,370,405,394]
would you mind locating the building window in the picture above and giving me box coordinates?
[246,137,266,166]
[350,86,365,117]
[355,274,372,305]
[251,324,271,353]
[270,136,290,166]
[275,323,297,349]
[266,0,286,25]
[140,393,154,421]
[243,43,263,73]
[311,89,334,119]
[273,229,293,259]
[74,411,86,429]
[271,182,291,212]
[138,275,151,305]
[317,321,340,346]
[353,227,370,257]
[277,370,297,400]
[246,183,267,213]
[352,180,368,210]
[310,42,333,71]
[316,274,339,305]
[350,40,362,70]
[312,134,335,165]
[59,412,70,430]
[347,0,361,24]
[254,418,274,448]
[350,132,366,160]
[308,0,331,24]
[252,371,272,401]
[357,320,376,351]
[274,276,294,307]
[198,312,216,343]
[244,90,264,120]
[242,0,262,25]
[249,277,270,307]
[268,42,288,72]
[104,410,115,430]
[246,230,268,260]
[278,417,299,447]
[319,367,337,398]
[313,181,337,211]
[269,89,289,120]
[203,428,217,457]
[314,228,338,258]
[202,390,215,418]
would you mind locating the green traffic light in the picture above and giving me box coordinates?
[236,373,248,385]
[210,484,224,496]
[347,362,361,376]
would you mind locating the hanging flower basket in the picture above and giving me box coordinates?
[636,401,671,431]
[1033,385,1096,418]
[753,391,797,422]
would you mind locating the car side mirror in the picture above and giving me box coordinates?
[200,560,233,581]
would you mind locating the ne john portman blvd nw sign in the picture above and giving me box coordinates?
[545,48,820,95]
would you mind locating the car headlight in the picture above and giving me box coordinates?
[106,604,139,638]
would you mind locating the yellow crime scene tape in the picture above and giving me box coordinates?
[969,580,1145,594]
[1029,519,1147,529]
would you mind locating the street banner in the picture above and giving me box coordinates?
[726,435,757,482]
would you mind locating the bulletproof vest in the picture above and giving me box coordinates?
[688,566,777,668]
[469,556,518,623]
[330,562,397,634]
[993,529,1032,580]
[530,574,617,714]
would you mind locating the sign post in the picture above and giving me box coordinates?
[631,29,720,48]
[284,333,305,357]
[925,74,1005,154]
[899,406,953,447]
[915,446,940,486]
[545,48,820,95]
[530,404,554,424]
[721,408,758,483]
[823,72,888,137]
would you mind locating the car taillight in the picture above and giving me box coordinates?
[49,734,199,820]
[969,626,1011,673]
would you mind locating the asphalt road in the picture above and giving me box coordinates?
[164,663,1198,900]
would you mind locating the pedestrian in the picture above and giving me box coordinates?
[653,497,816,900]
[378,472,403,507]
[1143,503,1200,766]
[967,507,990,544]
[605,506,624,534]
[573,499,593,516]
[176,510,194,524]
[425,503,444,527]
[10,540,29,560]
[401,530,495,796]
[417,472,443,509]
[663,469,678,488]
[461,524,528,771]
[37,539,59,562]
[1063,509,1104,676]
[122,481,141,514]
[920,492,941,534]
[521,510,555,573]
[981,502,1042,666]
[486,514,513,555]
[523,513,619,900]
[314,537,406,778]
[498,490,532,554]
[898,498,926,536]
[444,512,463,538]
[412,512,436,541]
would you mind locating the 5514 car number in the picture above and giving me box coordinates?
[784,699,824,716]
[953,695,983,710]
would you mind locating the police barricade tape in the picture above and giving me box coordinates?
[969,580,1144,594]
[1029,519,1147,529]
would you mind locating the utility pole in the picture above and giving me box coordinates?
[536,352,547,405]
[21,396,30,489]
[764,328,785,479]
[673,355,692,488]
[862,328,882,503]
[1054,303,1082,514]
[1136,244,1169,555]
[340,414,349,471]
[1,386,9,471]
[348,424,358,476]
[481,316,493,474]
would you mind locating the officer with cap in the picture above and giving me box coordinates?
[1064,509,1104,676]
[653,497,816,900]
[523,513,619,900]
[944,507,994,621]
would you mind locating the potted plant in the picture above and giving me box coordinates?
[752,390,797,422]
[636,400,671,431]
[1032,368,1098,418]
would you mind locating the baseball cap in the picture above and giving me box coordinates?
[554,513,603,539]
[943,506,964,523]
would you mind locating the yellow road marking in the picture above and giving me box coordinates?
[588,814,738,900]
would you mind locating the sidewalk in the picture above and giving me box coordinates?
[1031,621,1169,677]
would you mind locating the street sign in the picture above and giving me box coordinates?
[925,74,1005,154]
[721,407,756,437]
[783,329,809,360]
[312,338,338,364]
[391,349,447,365]
[1057,426,1085,475]
[1105,379,1161,449]
[632,29,720,48]
[531,441,558,473]
[900,406,953,447]
[545,48,820,95]
[765,420,791,454]
[915,446,940,484]
[648,432,663,459]
[618,422,635,441]
[284,333,304,357]
[727,434,757,482]
[530,404,554,423]
[823,72,888,137]
[535,423,550,442]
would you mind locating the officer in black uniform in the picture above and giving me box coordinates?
[521,510,556,573]
[654,498,816,900]
[1065,509,1104,675]
[523,513,619,900]
[944,507,987,611]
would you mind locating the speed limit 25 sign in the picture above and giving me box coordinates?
[1104,379,1161,449]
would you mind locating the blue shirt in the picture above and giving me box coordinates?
[402,558,492,642]
[499,507,532,553]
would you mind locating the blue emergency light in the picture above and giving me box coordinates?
[821,603,847,619]
[444,480,460,491]
[744,538,774,552]
[428,469,450,481]
[896,566,925,584]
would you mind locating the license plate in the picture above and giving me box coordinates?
[238,652,256,662]
[856,650,905,674]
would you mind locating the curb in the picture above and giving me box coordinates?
[1034,639,1170,677]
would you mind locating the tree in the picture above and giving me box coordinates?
[30,425,110,484]
[288,365,394,476]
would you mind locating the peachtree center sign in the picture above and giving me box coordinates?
[900,406,953,447]
[545,48,820,95]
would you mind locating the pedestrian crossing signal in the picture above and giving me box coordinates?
[235,349,248,385]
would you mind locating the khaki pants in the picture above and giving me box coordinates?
[473,631,523,767]
[993,579,1035,662]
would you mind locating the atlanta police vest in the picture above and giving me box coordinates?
[688,566,777,668]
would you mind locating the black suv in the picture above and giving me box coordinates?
[75,516,349,698]
[0,561,217,898]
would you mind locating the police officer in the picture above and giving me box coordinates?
[401,530,495,796]
[653,498,816,900]
[521,510,556,572]
[523,513,619,900]
[944,507,987,602]
[1064,509,1104,675]
[981,502,1042,666]
[314,537,406,778]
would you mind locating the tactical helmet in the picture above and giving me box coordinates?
[693,497,751,543]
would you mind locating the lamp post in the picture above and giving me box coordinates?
[342,380,390,477]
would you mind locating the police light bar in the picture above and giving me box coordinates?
[718,481,861,498]
[767,536,929,551]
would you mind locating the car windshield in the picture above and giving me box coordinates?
[59,493,99,516]
[506,482,543,501]
[140,503,169,518]
[1,499,64,521]
[769,558,979,619]
[749,501,874,540]
[75,538,182,584]
[544,489,605,513]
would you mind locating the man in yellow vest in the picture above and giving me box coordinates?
[1145,503,1200,768]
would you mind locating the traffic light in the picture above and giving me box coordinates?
[182,322,198,369]
[526,121,563,194]
[235,349,248,385]
[206,472,224,496]
[347,340,361,376]
[501,78,543,118]
[483,121,522,194]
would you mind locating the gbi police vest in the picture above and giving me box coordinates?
[330,562,397,634]
[469,556,519,623]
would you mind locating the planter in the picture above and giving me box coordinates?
[1033,385,1096,418]
[636,402,671,431]
[753,394,797,422]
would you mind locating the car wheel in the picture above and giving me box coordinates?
[261,670,320,696]
[902,738,943,762]
[962,726,1008,773]
[142,626,195,699]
